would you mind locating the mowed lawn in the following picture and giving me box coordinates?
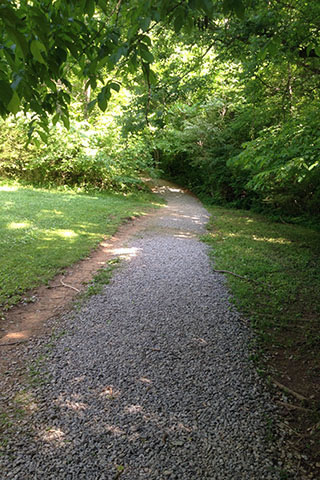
[0,180,159,310]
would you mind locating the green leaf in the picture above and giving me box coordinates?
[38,130,48,142]
[88,59,97,74]
[140,48,154,63]
[267,40,279,56]
[7,91,20,114]
[140,35,152,46]
[98,86,111,112]
[90,77,97,89]
[30,99,43,115]
[45,78,57,92]
[62,115,70,129]
[259,46,268,61]
[98,93,107,111]
[148,68,157,85]
[0,80,13,104]
[315,46,320,57]
[306,44,314,56]
[97,0,108,13]
[11,75,23,91]
[6,27,28,58]
[142,61,150,82]
[85,0,95,18]
[233,1,245,19]
[201,0,213,16]
[140,17,151,32]
[109,82,120,92]
[185,15,194,34]
[174,13,184,33]
[78,0,87,11]
[52,113,60,125]
[0,5,20,27]
[30,40,46,64]
[128,54,138,73]
[27,123,35,141]
[108,46,126,67]
[87,99,97,112]
[223,0,244,18]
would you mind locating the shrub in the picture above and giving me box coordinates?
[0,117,156,192]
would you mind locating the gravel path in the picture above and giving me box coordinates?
[0,182,283,479]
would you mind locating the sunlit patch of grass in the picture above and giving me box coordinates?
[0,179,162,312]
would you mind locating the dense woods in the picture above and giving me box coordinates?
[0,0,319,223]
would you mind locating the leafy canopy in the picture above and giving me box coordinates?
[0,0,244,127]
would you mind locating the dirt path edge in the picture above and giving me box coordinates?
[0,209,159,352]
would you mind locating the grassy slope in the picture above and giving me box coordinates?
[203,205,320,473]
[0,180,161,310]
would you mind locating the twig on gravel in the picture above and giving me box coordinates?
[213,269,269,286]
[0,340,27,346]
[279,421,310,439]
[60,279,80,293]
[308,421,320,433]
[113,468,125,479]
[276,401,313,413]
[272,378,308,402]
[162,432,169,444]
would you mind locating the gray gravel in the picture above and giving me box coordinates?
[0,182,284,479]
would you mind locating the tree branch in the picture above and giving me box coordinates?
[213,269,270,286]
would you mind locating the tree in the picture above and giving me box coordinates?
[0,0,244,130]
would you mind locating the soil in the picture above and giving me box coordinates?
[268,344,320,476]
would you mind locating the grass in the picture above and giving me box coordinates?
[202,204,320,472]
[82,257,121,299]
[0,179,161,312]
[202,205,320,351]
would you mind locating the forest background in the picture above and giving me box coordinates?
[0,0,319,227]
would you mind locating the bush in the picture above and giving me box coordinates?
[0,117,156,192]
[229,108,320,217]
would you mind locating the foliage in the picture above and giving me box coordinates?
[123,0,320,224]
[0,115,157,191]
[0,0,244,126]
[155,94,254,206]
[1,0,320,221]
[0,180,159,311]
[229,106,320,217]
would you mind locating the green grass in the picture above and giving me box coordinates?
[0,179,161,311]
[202,205,320,353]
[83,258,121,298]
